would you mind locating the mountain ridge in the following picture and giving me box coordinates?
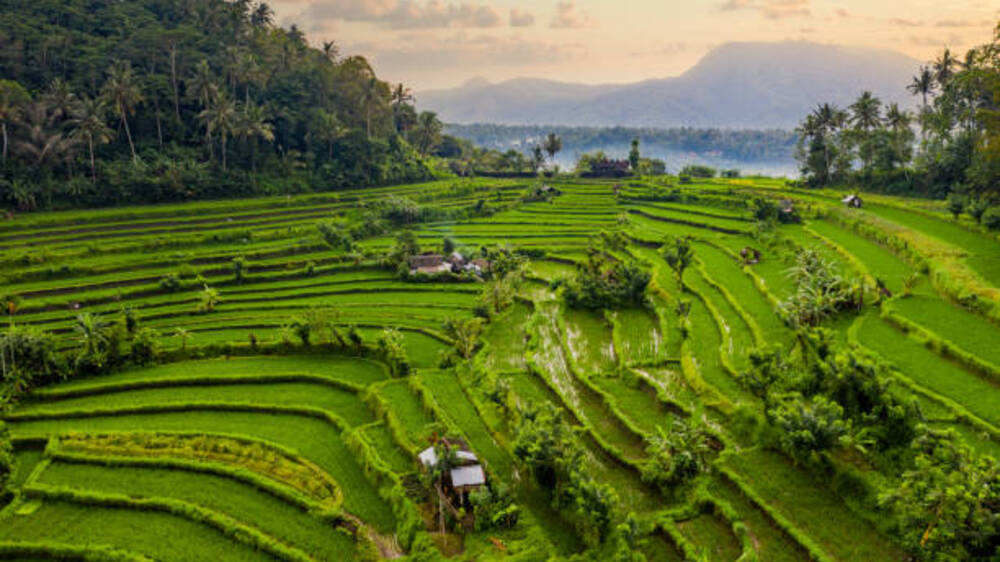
[418,41,922,129]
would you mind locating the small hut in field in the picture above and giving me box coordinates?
[842,194,863,208]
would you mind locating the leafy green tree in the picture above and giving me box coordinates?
[197,285,221,313]
[0,80,29,165]
[879,429,1000,560]
[660,235,694,288]
[443,317,484,360]
[769,395,850,462]
[542,133,562,167]
[410,111,443,156]
[628,137,640,172]
[640,417,714,492]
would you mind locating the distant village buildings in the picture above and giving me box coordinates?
[407,252,489,276]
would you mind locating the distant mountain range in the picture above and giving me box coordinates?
[418,42,922,129]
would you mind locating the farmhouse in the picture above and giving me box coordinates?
[842,194,863,208]
[419,439,487,502]
[408,253,451,275]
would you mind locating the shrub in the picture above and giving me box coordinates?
[159,273,183,292]
[680,164,716,178]
[561,253,651,310]
[981,206,1000,231]
[470,484,520,531]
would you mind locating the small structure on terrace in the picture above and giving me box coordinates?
[408,253,451,275]
[418,438,487,503]
[842,194,863,208]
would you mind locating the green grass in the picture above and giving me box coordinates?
[675,513,742,561]
[374,380,437,447]
[18,382,375,427]
[6,411,396,531]
[562,308,617,375]
[889,294,1000,368]
[856,313,1000,427]
[36,460,357,560]
[0,499,274,562]
[609,308,663,366]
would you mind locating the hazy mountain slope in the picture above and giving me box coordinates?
[419,42,921,128]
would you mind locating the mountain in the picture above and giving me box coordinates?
[418,42,922,129]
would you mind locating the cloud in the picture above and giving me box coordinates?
[889,18,924,27]
[550,1,593,29]
[834,8,850,18]
[906,33,964,47]
[292,0,504,30]
[510,8,534,27]
[719,0,809,20]
[934,20,977,28]
[629,42,688,57]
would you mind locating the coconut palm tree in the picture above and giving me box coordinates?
[42,78,77,121]
[309,109,346,161]
[199,93,238,170]
[933,48,956,88]
[322,41,339,61]
[74,312,108,357]
[250,2,274,28]
[235,101,274,172]
[0,80,29,165]
[542,133,562,166]
[69,96,114,182]
[358,77,384,139]
[13,101,75,172]
[101,62,143,162]
[907,66,934,143]
[411,111,442,156]
[850,91,882,174]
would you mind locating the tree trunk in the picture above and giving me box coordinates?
[121,108,137,162]
[1,122,6,164]
[221,132,227,171]
[169,44,180,121]
[88,136,96,183]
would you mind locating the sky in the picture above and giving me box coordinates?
[272,0,1000,92]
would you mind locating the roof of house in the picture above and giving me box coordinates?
[413,263,452,275]
[450,464,486,488]
[408,253,444,268]
[418,447,479,468]
[418,446,438,468]
[842,194,862,202]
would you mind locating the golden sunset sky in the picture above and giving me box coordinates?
[271,0,1000,90]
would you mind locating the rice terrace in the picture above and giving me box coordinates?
[1,1,1000,561]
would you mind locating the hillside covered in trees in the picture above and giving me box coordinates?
[0,0,442,210]
[796,23,1000,210]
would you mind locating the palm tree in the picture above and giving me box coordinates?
[907,66,935,109]
[391,83,413,107]
[883,103,913,175]
[411,111,442,156]
[42,78,77,121]
[907,66,934,143]
[310,110,346,160]
[173,327,192,351]
[322,41,339,61]
[933,48,956,88]
[850,91,882,174]
[101,62,143,162]
[68,96,114,182]
[74,312,108,356]
[0,80,29,165]
[358,77,383,139]
[198,93,238,170]
[14,101,74,169]
[542,133,562,166]
[188,60,219,109]
[235,101,274,172]
[250,2,274,28]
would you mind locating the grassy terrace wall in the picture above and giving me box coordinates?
[1,177,998,561]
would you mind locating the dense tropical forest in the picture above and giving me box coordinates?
[0,0,449,209]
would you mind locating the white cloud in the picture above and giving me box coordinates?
[719,0,810,19]
[510,8,535,27]
[292,0,503,30]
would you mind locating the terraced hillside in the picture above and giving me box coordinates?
[1,177,999,560]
